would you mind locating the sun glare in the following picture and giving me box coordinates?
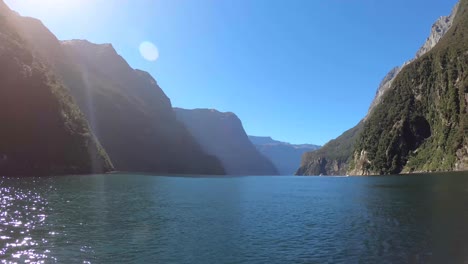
[139,41,159,62]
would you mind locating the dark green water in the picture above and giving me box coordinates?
[1,173,468,263]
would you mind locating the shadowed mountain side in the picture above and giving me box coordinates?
[0,1,113,176]
[60,41,225,175]
[10,8,225,175]
[175,109,279,175]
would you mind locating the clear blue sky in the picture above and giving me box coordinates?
[6,0,457,145]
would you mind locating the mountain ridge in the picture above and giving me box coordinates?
[249,136,320,149]
[249,136,320,175]
[367,2,460,117]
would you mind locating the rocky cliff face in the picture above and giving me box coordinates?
[366,67,402,117]
[297,1,463,176]
[0,1,113,176]
[175,109,278,175]
[367,3,460,116]
[351,0,467,175]
[249,136,320,175]
[415,2,459,59]
[9,6,225,175]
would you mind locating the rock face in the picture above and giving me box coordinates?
[367,66,402,117]
[351,0,468,175]
[175,109,278,175]
[0,1,113,176]
[249,136,320,175]
[415,2,459,59]
[8,4,225,175]
[297,0,464,176]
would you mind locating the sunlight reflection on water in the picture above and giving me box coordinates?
[1,173,467,263]
[0,181,56,263]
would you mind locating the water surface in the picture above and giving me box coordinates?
[1,173,468,263]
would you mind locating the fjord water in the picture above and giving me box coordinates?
[1,173,468,263]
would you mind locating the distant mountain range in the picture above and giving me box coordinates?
[175,109,278,175]
[297,0,467,176]
[249,136,320,175]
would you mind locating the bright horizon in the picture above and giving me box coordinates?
[5,0,457,145]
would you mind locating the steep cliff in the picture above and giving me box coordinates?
[367,2,460,116]
[249,136,320,175]
[59,41,225,175]
[0,1,113,176]
[351,0,468,175]
[175,109,278,175]
[297,1,463,176]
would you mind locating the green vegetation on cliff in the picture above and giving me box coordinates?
[296,122,363,175]
[353,0,468,174]
[298,0,467,176]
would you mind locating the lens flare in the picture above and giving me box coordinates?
[139,41,159,62]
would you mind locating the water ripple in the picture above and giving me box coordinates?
[0,178,56,263]
[1,173,468,263]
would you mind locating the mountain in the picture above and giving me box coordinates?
[174,109,279,175]
[59,41,224,175]
[249,136,320,151]
[0,1,113,176]
[249,136,320,175]
[350,0,467,175]
[295,123,363,176]
[297,0,466,176]
[248,136,279,145]
[7,2,225,175]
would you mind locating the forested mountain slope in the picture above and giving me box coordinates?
[297,1,465,175]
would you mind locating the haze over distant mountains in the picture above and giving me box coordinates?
[297,0,467,176]
[175,109,278,175]
[249,136,320,175]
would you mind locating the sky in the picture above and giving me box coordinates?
[5,0,458,145]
